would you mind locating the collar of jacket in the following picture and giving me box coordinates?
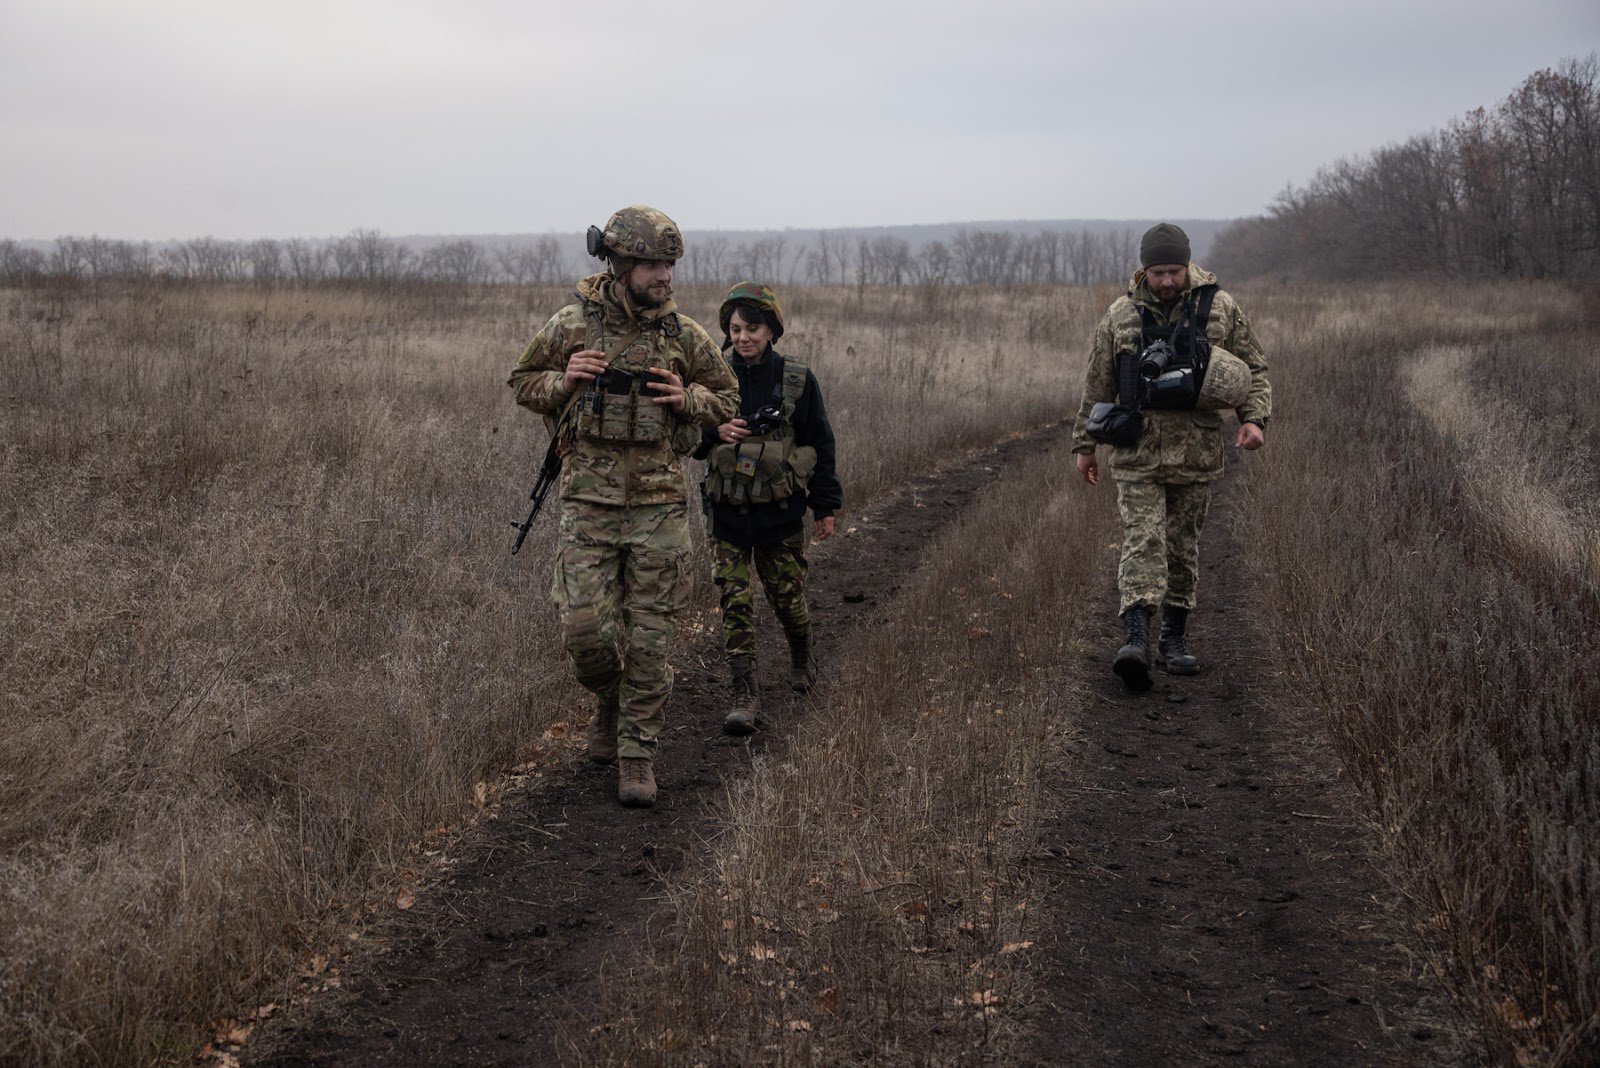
[732,344,776,374]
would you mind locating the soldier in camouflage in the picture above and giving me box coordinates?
[694,282,841,733]
[1071,223,1272,691]
[509,206,739,806]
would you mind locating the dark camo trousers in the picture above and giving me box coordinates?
[551,500,690,760]
[1114,479,1212,614]
[712,533,809,660]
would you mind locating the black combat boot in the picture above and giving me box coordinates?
[1158,605,1200,675]
[787,632,817,693]
[724,657,760,735]
[1113,606,1153,692]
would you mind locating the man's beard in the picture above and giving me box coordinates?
[626,275,671,309]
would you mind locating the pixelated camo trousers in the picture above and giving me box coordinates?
[1114,479,1211,615]
[712,533,810,660]
[551,500,690,760]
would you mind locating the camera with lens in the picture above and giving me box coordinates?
[1137,338,1201,410]
[1138,339,1176,379]
[743,404,786,436]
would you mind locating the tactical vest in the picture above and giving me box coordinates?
[571,304,684,445]
[1118,284,1217,412]
[705,355,817,506]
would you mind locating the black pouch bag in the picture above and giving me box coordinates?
[1086,402,1143,447]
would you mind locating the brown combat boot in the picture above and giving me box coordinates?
[724,657,760,735]
[617,757,656,807]
[787,632,817,693]
[586,690,619,765]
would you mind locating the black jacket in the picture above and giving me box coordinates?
[694,345,842,546]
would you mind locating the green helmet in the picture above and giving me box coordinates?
[718,280,785,341]
[598,205,684,263]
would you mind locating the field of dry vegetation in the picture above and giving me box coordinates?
[2,275,1596,1064]
[1239,280,1600,1064]
[0,278,1095,1065]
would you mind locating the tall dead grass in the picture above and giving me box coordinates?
[0,278,1097,1065]
[581,438,1114,1065]
[1239,279,1599,1064]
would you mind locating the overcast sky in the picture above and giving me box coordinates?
[2,0,1595,242]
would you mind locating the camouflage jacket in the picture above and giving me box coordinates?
[1070,263,1272,484]
[509,272,739,507]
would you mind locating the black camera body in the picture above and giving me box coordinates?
[1138,338,1175,379]
[586,224,608,260]
[743,404,785,436]
[1138,338,1204,410]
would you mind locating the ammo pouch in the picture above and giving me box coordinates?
[1086,402,1143,447]
[706,438,817,505]
[575,365,670,445]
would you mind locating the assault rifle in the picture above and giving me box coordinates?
[510,435,563,554]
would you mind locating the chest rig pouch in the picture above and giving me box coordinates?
[705,356,816,506]
[1131,285,1216,411]
[573,312,681,445]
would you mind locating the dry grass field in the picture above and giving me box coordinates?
[0,278,1093,1065]
[2,275,1596,1065]
[1239,280,1599,1064]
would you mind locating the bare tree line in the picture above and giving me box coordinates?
[0,231,569,288]
[677,227,1139,287]
[1212,55,1600,281]
[1,225,1142,289]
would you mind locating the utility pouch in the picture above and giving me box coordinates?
[576,364,670,444]
[1087,402,1143,447]
[704,437,811,505]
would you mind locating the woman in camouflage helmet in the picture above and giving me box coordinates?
[694,281,842,733]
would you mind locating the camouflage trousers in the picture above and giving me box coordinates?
[712,533,809,661]
[1114,479,1212,615]
[551,500,690,760]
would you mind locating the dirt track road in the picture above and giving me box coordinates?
[246,426,1477,1066]
[1018,470,1479,1066]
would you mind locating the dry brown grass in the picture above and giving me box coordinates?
[0,278,1097,1065]
[1239,278,1599,1065]
[580,438,1113,1065]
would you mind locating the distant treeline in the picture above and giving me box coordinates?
[0,225,1153,290]
[1213,55,1600,281]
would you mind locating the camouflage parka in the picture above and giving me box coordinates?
[1070,263,1271,483]
[509,272,739,506]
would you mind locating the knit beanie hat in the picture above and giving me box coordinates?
[1139,223,1191,268]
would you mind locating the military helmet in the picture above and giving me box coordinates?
[598,205,684,263]
[1197,347,1252,409]
[718,280,785,341]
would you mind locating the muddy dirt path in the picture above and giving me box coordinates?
[246,425,1072,1067]
[1018,468,1481,1066]
[247,434,1476,1067]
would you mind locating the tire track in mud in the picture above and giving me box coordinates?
[1018,464,1480,1066]
[246,422,1079,1067]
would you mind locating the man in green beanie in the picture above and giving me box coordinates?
[1070,222,1272,690]
[508,206,738,807]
